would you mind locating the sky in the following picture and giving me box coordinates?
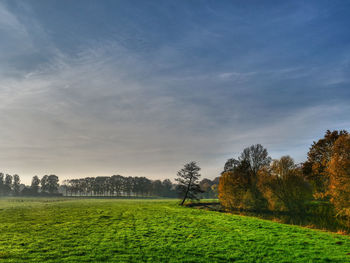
[0,0,350,184]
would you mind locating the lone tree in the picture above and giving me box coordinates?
[175,161,202,205]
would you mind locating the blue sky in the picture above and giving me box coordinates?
[0,0,349,183]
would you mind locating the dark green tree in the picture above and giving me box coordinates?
[41,175,49,193]
[239,144,271,210]
[12,174,20,196]
[0,173,4,196]
[175,161,202,205]
[162,179,174,197]
[4,174,12,195]
[30,176,40,194]
[47,175,59,194]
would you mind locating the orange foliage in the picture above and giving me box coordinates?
[327,135,350,217]
[218,171,247,210]
[303,130,348,199]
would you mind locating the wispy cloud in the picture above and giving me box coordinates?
[0,0,349,183]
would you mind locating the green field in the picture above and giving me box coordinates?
[0,199,349,262]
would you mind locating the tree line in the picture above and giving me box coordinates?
[62,176,176,197]
[0,174,60,196]
[63,175,217,198]
[0,172,218,199]
[217,130,350,225]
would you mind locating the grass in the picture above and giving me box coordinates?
[0,198,349,262]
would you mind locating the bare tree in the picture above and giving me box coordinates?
[239,144,272,176]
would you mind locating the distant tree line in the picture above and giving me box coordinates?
[0,174,60,196]
[0,173,20,196]
[0,172,217,199]
[62,175,218,198]
[62,176,176,197]
[218,130,350,229]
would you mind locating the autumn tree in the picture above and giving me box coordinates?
[175,161,202,205]
[218,160,251,209]
[239,144,272,175]
[327,135,350,217]
[219,144,271,210]
[259,156,312,213]
[303,130,348,199]
[222,158,240,174]
[239,144,271,209]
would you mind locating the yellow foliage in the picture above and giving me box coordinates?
[218,171,247,210]
[327,135,350,216]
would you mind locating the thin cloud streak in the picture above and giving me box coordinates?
[0,1,349,184]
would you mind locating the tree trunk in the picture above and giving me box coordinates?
[180,175,193,205]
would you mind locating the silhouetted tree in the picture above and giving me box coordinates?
[41,175,49,193]
[162,179,175,197]
[111,175,123,196]
[12,174,20,196]
[239,144,272,175]
[62,175,176,197]
[0,173,4,196]
[152,180,163,196]
[31,176,40,194]
[239,144,271,209]
[4,174,12,195]
[47,175,59,193]
[176,161,202,205]
[222,158,240,174]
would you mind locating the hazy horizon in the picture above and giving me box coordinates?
[1,0,350,184]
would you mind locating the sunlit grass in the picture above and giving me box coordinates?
[0,198,349,262]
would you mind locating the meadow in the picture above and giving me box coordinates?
[0,198,349,262]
